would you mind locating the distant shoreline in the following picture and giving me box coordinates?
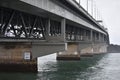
[107,44,120,53]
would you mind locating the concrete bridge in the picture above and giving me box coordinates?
[0,0,109,72]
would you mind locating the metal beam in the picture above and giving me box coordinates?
[2,11,15,36]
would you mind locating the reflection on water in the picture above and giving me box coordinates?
[0,53,120,80]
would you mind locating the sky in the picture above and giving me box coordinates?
[95,0,120,45]
[76,0,120,44]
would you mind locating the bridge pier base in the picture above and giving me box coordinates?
[0,41,66,72]
[0,42,37,72]
[57,43,80,60]
[79,43,108,56]
[0,60,37,72]
[79,43,94,57]
[57,42,108,60]
[92,43,108,54]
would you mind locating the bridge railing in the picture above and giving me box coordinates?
[66,35,91,42]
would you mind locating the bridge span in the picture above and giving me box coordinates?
[0,0,109,72]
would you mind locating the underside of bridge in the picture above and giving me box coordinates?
[0,0,109,72]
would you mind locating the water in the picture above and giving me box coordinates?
[0,53,120,80]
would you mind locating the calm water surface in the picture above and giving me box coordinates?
[0,53,120,80]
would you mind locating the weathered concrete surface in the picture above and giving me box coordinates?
[0,42,31,61]
[79,43,108,56]
[92,43,108,54]
[57,42,108,59]
[32,42,65,58]
[0,42,37,72]
[0,42,65,59]
[78,42,93,56]
[57,43,80,60]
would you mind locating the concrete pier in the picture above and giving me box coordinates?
[57,43,80,60]
[0,60,37,72]
[0,42,37,72]
[57,42,108,60]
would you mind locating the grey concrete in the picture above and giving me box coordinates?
[79,42,108,55]
[57,43,80,60]
[45,18,51,37]
[32,42,65,58]
[20,0,106,34]
[61,18,66,41]
[57,42,108,59]
[92,43,108,54]
[0,0,107,35]
[78,42,93,55]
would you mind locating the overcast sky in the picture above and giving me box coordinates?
[77,0,120,44]
[96,0,120,45]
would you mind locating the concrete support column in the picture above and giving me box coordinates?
[102,34,104,42]
[0,42,37,72]
[57,42,80,60]
[83,29,86,41]
[78,43,93,57]
[45,18,50,37]
[94,32,97,42]
[61,18,66,41]
[99,33,101,42]
[90,30,93,41]
[92,43,108,54]
[90,30,94,54]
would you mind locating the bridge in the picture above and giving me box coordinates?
[0,0,109,72]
